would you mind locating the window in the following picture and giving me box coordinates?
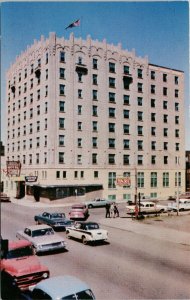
[37,121,40,132]
[151,155,156,165]
[175,103,179,111]
[77,155,82,164]
[108,172,116,188]
[78,105,82,115]
[151,172,157,187]
[151,99,155,108]
[163,114,168,123]
[59,135,65,146]
[109,154,115,164]
[60,84,65,95]
[78,57,82,64]
[46,69,48,80]
[151,85,155,94]
[137,111,143,121]
[137,140,143,151]
[163,172,169,187]
[93,121,98,131]
[45,85,48,97]
[29,138,32,149]
[163,73,167,82]
[176,143,179,151]
[78,89,82,98]
[36,137,40,148]
[93,58,98,69]
[92,106,98,116]
[175,172,181,187]
[92,153,97,164]
[123,110,129,119]
[151,71,155,80]
[163,128,168,137]
[109,92,115,103]
[46,53,48,64]
[92,90,98,100]
[175,116,179,124]
[18,86,21,95]
[109,123,115,133]
[138,172,144,188]
[151,141,156,150]
[29,154,32,165]
[78,73,83,82]
[163,142,168,150]
[94,171,99,178]
[37,89,40,100]
[163,101,168,109]
[123,155,130,165]
[137,155,143,165]
[59,118,65,129]
[123,124,130,134]
[24,83,27,93]
[45,102,48,114]
[93,74,97,85]
[23,126,26,135]
[163,87,167,96]
[109,62,115,73]
[30,93,33,104]
[60,68,65,79]
[137,68,143,79]
[175,129,179,138]
[59,101,65,112]
[37,59,41,67]
[109,77,115,88]
[151,127,156,136]
[30,108,33,118]
[31,64,34,74]
[138,83,143,93]
[74,171,78,178]
[24,68,27,79]
[175,76,179,85]
[77,122,82,131]
[109,108,115,118]
[138,126,143,135]
[63,171,67,178]
[137,97,143,106]
[123,139,130,149]
[44,135,47,147]
[109,138,115,148]
[56,171,60,179]
[123,95,130,105]
[175,89,179,98]
[92,137,97,148]
[59,152,64,163]
[151,113,156,122]
[123,65,130,75]
[37,105,40,115]
[60,51,65,62]
[78,138,82,147]
[164,156,168,164]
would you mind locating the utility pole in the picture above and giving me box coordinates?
[176,156,180,216]
[134,167,138,218]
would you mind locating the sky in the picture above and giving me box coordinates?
[1,1,189,149]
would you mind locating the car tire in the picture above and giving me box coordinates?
[82,236,88,245]
[159,209,164,213]
[66,231,70,239]
[88,204,93,209]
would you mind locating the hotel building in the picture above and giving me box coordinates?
[5,32,185,201]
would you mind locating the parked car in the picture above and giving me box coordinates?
[16,225,67,254]
[34,212,74,231]
[0,192,11,202]
[85,198,114,208]
[126,201,167,215]
[27,275,95,299]
[66,221,108,245]
[69,204,89,220]
[167,199,190,212]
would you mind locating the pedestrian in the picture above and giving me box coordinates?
[114,203,119,217]
[105,203,110,218]
[110,203,115,218]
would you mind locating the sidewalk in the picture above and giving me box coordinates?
[10,197,72,208]
[100,217,190,246]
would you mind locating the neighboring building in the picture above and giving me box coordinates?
[186,151,190,192]
[5,32,185,201]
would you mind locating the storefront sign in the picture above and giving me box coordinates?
[25,176,38,182]
[6,161,21,177]
[116,177,131,186]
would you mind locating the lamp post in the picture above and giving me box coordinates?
[176,156,180,216]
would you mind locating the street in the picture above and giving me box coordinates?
[1,202,190,299]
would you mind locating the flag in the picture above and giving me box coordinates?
[65,19,80,30]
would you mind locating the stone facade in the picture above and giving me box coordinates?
[5,32,185,201]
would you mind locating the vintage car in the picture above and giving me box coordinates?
[34,212,74,231]
[28,275,95,299]
[66,221,108,245]
[85,198,114,208]
[16,225,67,254]
[167,198,190,212]
[69,204,89,220]
[126,201,167,215]
[0,192,11,202]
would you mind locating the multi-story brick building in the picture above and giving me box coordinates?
[5,32,185,201]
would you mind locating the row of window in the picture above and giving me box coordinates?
[7,136,180,152]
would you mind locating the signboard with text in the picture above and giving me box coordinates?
[6,161,21,177]
[116,177,131,186]
[25,176,38,183]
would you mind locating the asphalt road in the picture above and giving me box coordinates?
[1,203,190,299]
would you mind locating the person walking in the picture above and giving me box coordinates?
[114,202,119,217]
[110,203,115,218]
[105,202,111,218]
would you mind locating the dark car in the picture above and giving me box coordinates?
[34,212,74,231]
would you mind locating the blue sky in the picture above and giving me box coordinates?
[1,1,189,149]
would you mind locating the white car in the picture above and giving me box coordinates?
[16,224,67,254]
[126,201,167,215]
[66,222,108,245]
[167,199,190,212]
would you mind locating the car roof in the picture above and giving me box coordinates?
[34,275,91,298]
[141,201,155,205]
[25,224,52,231]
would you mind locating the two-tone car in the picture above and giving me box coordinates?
[66,221,108,245]
[69,204,89,220]
[34,212,74,231]
[85,198,114,208]
[16,225,67,254]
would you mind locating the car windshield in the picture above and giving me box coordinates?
[52,213,66,219]
[61,289,95,299]
[32,228,54,237]
[6,246,33,259]
[86,224,99,230]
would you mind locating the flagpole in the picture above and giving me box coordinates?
[80,16,83,37]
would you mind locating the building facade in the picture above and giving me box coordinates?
[5,32,185,201]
